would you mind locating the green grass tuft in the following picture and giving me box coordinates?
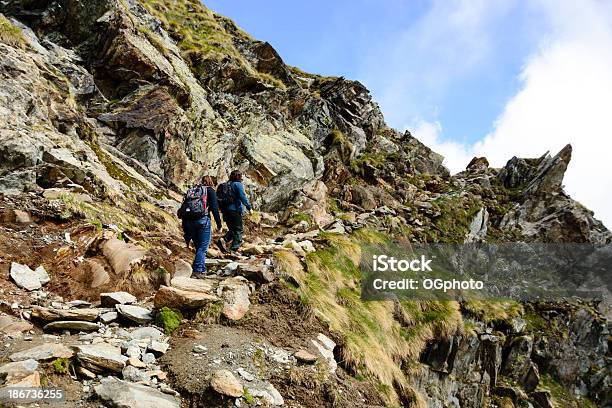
[52,357,71,374]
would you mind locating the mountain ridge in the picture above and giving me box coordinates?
[0,1,610,407]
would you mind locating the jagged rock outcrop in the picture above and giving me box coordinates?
[0,0,388,211]
[498,145,611,243]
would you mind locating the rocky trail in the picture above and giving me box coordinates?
[0,195,381,407]
[0,0,610,406]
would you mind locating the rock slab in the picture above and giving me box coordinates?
[94,377,180,408]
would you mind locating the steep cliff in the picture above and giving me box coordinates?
[0,1,609,407]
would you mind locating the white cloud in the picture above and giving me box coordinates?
[360,0,517,127]
[407,0,612,229]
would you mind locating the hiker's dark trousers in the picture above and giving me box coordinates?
[222,210,244,250]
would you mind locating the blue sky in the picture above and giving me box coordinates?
[205,0,612,228]
[205,0,537,144]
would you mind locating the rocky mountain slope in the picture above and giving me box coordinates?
[0,1,610,407]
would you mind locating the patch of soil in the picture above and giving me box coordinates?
[236,282,327,350]
[161,283,386,407]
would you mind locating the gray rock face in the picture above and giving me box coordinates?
[94,377,180,408]
[465,207,489,243]
[498,145,612,243]
[502,335,533,381]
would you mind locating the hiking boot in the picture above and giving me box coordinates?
[216,238,227,253]
[191,272,207,279]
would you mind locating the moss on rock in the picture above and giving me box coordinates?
[155,306,183,335]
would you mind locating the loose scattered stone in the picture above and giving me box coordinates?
[122,365,149,383]
[217,277,251,321]
[101,311,119,324]
[76,366,96,379]
[44,320,100,332]
[170,276,215,293]
[67,300,92,308]
[94,377,180,408]
[192,344,207,354]
[34,266,50,285]
[116,304,153,324]
[312,333,337,374]
[2,371,41,387]
[148,340,169,356]
[130,327,163,341]
[0,359,38,383]
[126,344,142,359]
[211,369,243,398]
[9,262,47,291]
[32,305,99,321]
[251,383,285,406]
[101,291,137,307]
[10,343,74,362]
[236,263,274,283]
[142,352,156,364]
[237,368,255,382]
[267,347,290,364]
[294,350,318,364]
[127,357,147,368]
[0,314,33,335]
[75,344,128,373]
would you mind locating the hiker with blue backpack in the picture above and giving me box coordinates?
[177,175,222,278]
[216,170,252,253]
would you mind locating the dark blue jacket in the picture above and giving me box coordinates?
[226,181,252,213]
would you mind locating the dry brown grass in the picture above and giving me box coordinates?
[292,230,463,405]
[0,14,25,48]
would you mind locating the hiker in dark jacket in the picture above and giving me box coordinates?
[178,175,222,278]
[216,170,252,253]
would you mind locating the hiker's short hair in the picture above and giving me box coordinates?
[229,170,242,182]
[201,175,215,186]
